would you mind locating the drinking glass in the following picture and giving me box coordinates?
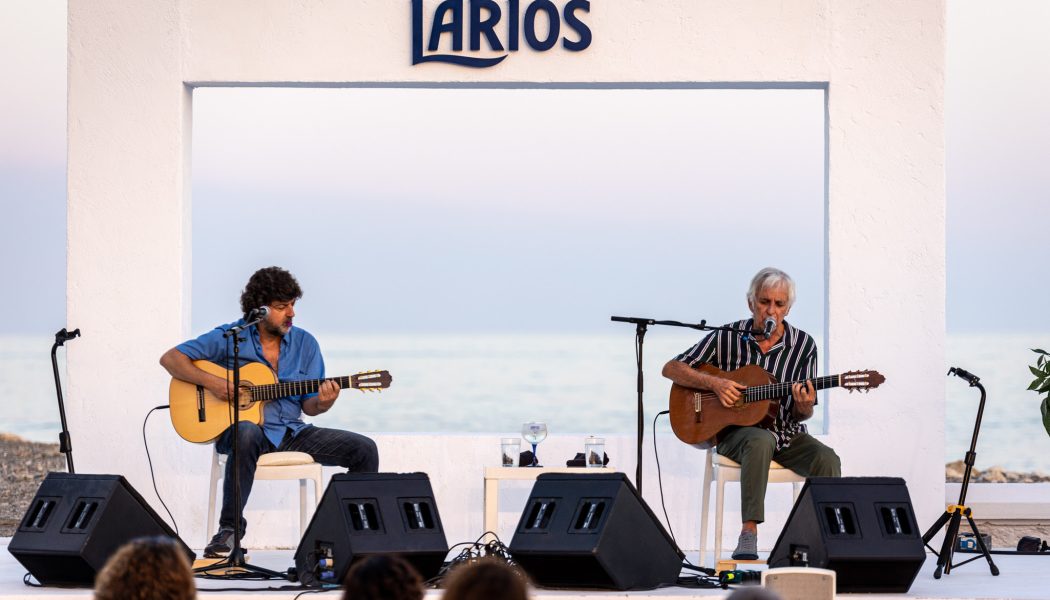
[501,438,520,467]
[585,436,605,468]
[521,422,548,467]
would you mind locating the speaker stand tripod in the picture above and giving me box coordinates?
[922,367,999,579]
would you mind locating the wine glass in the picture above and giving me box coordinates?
[521,422,548,467]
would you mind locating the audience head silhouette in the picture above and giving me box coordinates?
[442,558,530,600]
[94,536,195,600]
[341,554,424,600]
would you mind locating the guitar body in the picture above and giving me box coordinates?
[169,360,272,444]
[668,364,780,448]
[169,361,392,444]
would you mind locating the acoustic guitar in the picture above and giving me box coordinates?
[668,364,884,448]
[169,360,392,443]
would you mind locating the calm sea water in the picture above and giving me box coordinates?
[1,332,1047,472]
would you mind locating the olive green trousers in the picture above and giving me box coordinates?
[716,427,841,523]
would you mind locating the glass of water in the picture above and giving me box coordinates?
[521,422,548,467]
[585,436,605,468]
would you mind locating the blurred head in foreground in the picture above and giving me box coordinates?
[442,557,530,600]
[341,554,424,600]
[94,536,195,600]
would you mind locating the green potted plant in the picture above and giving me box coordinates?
[1029,348,1050,436]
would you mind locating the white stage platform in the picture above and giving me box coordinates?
[0,539,1043,600]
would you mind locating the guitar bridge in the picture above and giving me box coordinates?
[694,392,702,423]
[196,385,206,422]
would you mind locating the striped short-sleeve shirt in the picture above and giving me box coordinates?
[673,318,818,450]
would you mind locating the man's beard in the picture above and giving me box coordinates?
[261,320,286,337]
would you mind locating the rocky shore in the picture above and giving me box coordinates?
[0,433,1047,539]
[0,433,66,537]
[945,460,1050,483]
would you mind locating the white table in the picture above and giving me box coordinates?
[482,466,616,538]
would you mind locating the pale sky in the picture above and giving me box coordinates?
[2,1,1048,336]
[190,86,825,333]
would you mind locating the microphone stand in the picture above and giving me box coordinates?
[921,367,999,579]
[610,316,754,494]
[196,311,285,580]
[51,328,80,474]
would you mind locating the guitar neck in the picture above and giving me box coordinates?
[252,376,355,402]
[743,374,840,403]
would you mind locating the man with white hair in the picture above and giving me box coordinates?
[662,267,840,560]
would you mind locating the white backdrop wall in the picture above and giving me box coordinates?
[66,0,945,551]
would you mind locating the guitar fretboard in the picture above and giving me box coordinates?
[251,376,354,401]
[742,375,841,403]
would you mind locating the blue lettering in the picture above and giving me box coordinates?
[429,0,464,52]
[523,0,560,51]
[411,0,590,68]
[507,0,520,52]
[562,0,591,52]
[470,0,504,51]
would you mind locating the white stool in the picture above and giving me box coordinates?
[699,448,804,566]
[207,449,324,538]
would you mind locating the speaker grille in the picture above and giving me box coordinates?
[345,500,382,533]
[21,497,60,531]
[571,500,607,532]
[63,499,101,532]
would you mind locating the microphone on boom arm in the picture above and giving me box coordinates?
[246,306,270,321]
[763,317,776,339]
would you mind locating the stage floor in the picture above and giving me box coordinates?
[0,539,1042,599]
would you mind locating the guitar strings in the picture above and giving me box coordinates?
[742,374,841,402]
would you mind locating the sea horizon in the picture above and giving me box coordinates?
[2,331,1048,473]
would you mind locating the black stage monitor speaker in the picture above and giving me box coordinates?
[7,472,195,586]
[294,472,449,587]
[767,476,926,593]
[508,472,684,590]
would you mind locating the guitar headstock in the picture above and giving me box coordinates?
[352,370,393,392]
[842,370,885,393]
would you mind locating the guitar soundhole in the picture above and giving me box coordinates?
[237,382,254,409]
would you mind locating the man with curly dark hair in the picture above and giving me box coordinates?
[160,266,379,558]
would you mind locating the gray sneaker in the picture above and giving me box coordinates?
[204,527,241,558]
[731,530,759,560]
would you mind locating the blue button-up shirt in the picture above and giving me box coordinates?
[176,320,324,447]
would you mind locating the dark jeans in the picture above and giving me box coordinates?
[215,422,380,534]
[716,427,840,524]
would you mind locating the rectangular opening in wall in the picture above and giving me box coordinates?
[190,87,826,434]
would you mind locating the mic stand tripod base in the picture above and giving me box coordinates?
[193,548,289,580]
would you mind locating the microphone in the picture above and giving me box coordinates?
[224,307,269,338]
[763,317,776,339]
[246,306,270,321]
